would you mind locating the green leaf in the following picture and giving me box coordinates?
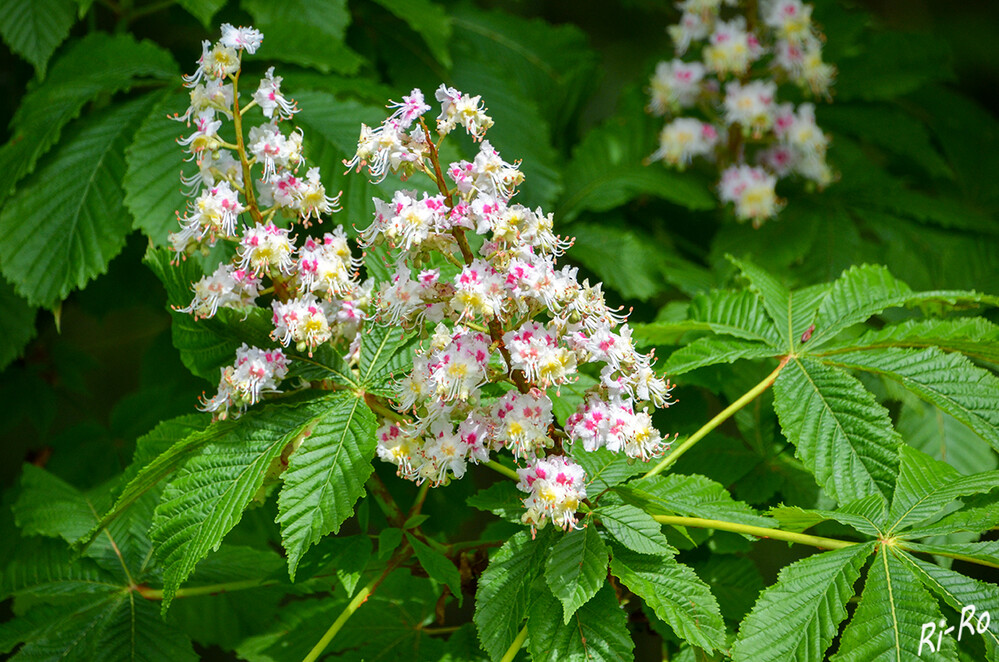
[1,537,119,600]
[358,323,415,389]
[0,276,36,371]
[176,0,227,26]
[622,474,776,529]
[817,104,953,180]
[467,481,524,523]
[691,556,765,623]
[899,551,999,659]
[769,494,888,538]
[474,530,550,661]
[887,446,999,535]
[241,0,363,75]
[557,95,714,223]
[728,255,793,348]
[889,490,999,539]
[901,401,998,477]
[731,543,875,662]
[1,591,198,662]
[0,94,158,307]
[13,464,105,544]
[568,223,669,301]
[821,348,999,454]
[826,317,999,364]
[0,0,76,77]
[144,246,277,382]
[0,32,178,204]
[688,288,784,346]
[544,524,608,623]
[527,582,633,662]
[611,546,726,652]
[405,532,463,606]
[569,445,646,495]
[835,31,953,102]
[124,87,189,245]
[450,5,598,140]
[150,397,335,609]
[596,503,673,556]
[773,357,901,505]
[276,394,377,579]
[901,541,999,568]
[371,0,452,68]
[831,548,956,661]
[665,337,777,375]
[121,414,211,487]
[805,264,998,349]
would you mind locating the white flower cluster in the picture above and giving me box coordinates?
[354,88,676,532]
[648,0,835,225]
[171,24,371,420]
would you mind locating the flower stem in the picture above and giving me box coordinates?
[652,515,857,550]
[302,546,411,662]
[500,624,529,662]
[366,472,406,528]
[137,578,276,600]
[643,356,788,478]
[230,68,263,226]
[485,459,520,482]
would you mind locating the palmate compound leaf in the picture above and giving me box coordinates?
[773,357,901,506]
[731,542,875,662]
[150,394,349,609]
[543,522,608,624]
[820,347,999,454]
[474,529,551,661]
[831,547,957,662]
[899,552,999,660]
[727,255,794,348]
[610,546,726,653]
[276,393,376,579]
[527,580,633,662]
[0,93,158,308]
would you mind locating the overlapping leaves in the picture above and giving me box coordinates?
[636,258,999,506]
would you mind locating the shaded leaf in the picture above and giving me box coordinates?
[0,0,76,76]
[0,94,158,307]
[528,581,633,662]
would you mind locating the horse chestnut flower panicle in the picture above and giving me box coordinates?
[648,0,835,225]
[351,85,676,532]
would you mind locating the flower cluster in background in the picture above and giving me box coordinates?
[647,0,836,225]
[171,24,371,420]
[353,87,676,532]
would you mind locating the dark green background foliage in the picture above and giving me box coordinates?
[1,0,998,660]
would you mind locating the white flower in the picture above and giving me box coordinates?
[719,165,782,223]
[254,67,297,120]
[516,456,587,531]
[200,344,287,420]
[219,24,264,54]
